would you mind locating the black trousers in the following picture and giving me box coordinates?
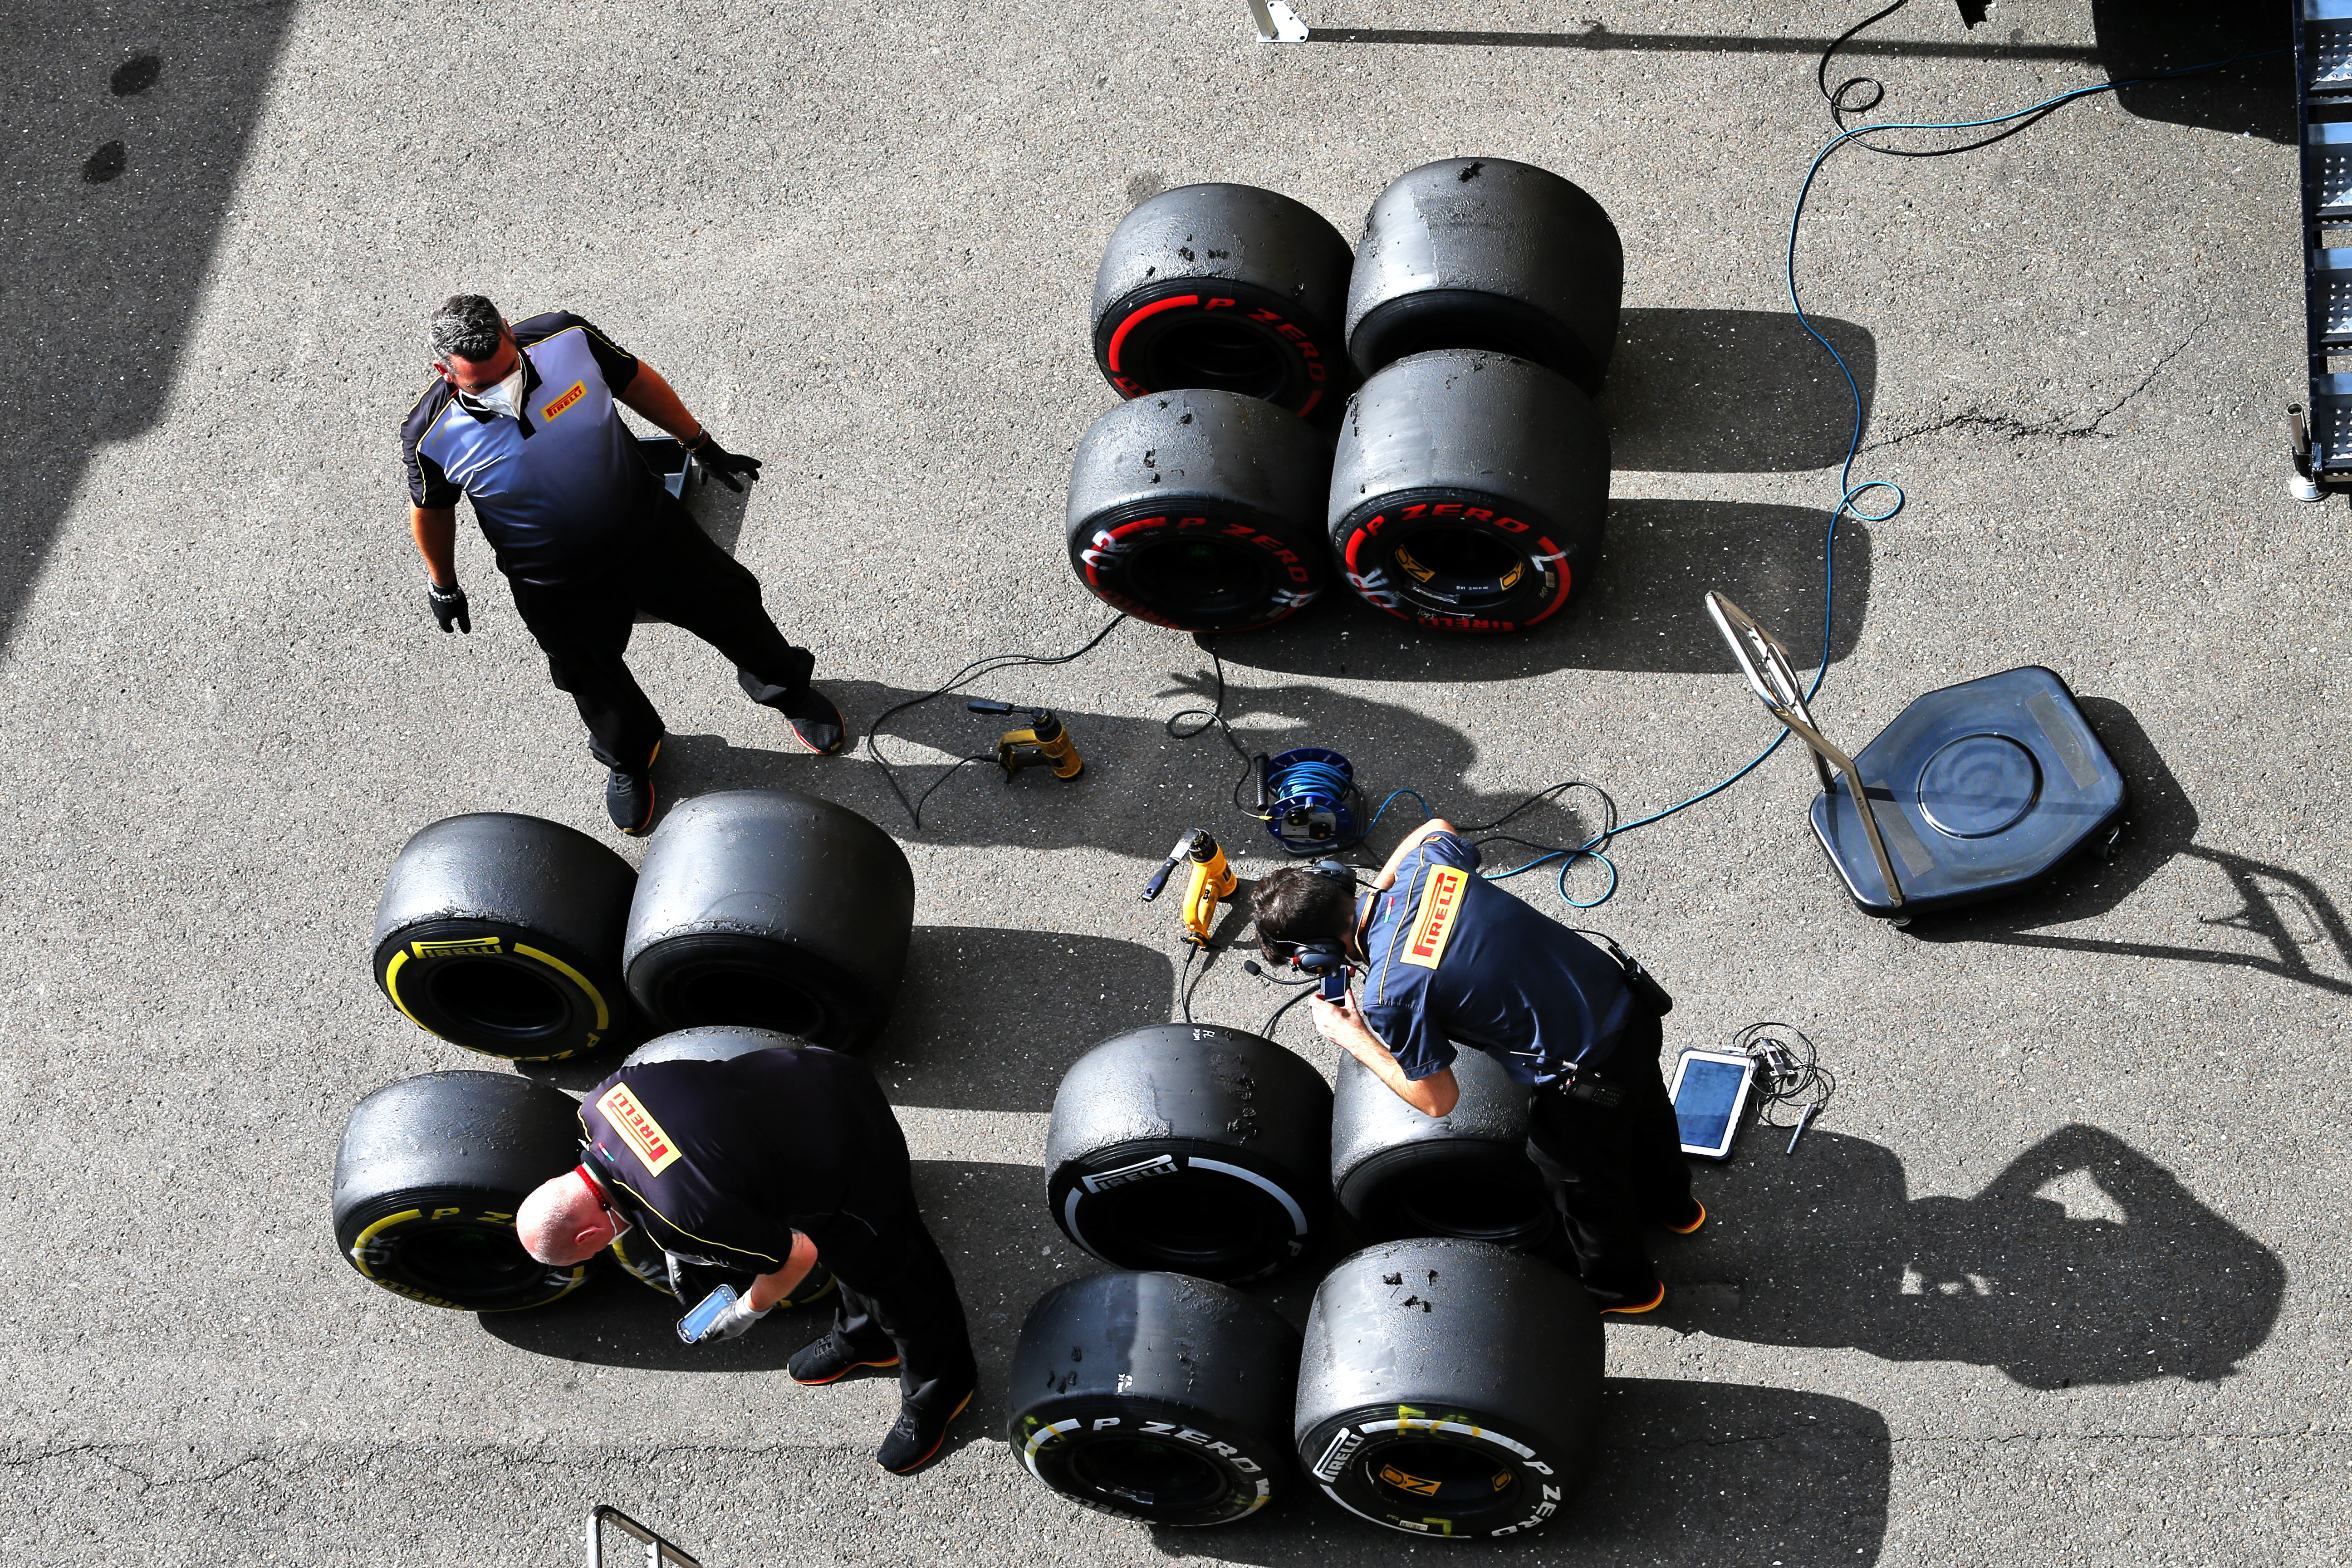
[818,1201,978,1413]
[1523,1010,1697,1308]
[505,493,811,770]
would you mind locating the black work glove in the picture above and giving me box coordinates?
[688,431,763,492]
[427,580,470,634]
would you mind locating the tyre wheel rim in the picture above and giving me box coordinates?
[397,1221,547,1299]
[1395,1173,1552,1245]
[1366,1437,1522,1512]
[1388,529,1531,612]
[1144,318,1291,400]
[1095,1177,1289,1273]
[667,963,825,1038]
[425,958,572,1043]
[1126,534,1277,621]
[1069,1438,1230,1512]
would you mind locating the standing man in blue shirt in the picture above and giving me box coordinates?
[401,295,846,834]
[1253,819,1701,1313]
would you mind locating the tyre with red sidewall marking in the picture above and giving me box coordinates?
[1328,349,1608,634]
[372,813,637,1062]
[1008,1271,1302,1526]
[331,1070,592,1313]
[1345,157,1623,395]
[1294,1238,1604,1540]
[1093,183,1353,417]
[1066,389,1333,632]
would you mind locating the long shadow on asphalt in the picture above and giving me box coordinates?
[1910,698,2352,998]
[0,6,297,652]
[1666,1123,2284,1390]
[2095,0,2293,143]
[1156,1380,1890,1564]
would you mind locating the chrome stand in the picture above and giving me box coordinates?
[1245,0,1311,42]
[588,1506,701,1568]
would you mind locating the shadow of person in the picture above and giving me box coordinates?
[2093,0,2293,143]
[1672,1124,2284,1389]
[1202,500,1872,683]
[1606,309,1876,473]
[1152,1380,1890,1563]
[0,7,301,654]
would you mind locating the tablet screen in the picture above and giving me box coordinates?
[1674,1058,1749,1152]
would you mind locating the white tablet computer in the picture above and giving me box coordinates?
[1668,1049,1756,1160]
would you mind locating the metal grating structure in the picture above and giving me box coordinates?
[2298,1,2352,481]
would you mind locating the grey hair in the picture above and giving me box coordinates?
[428,294,505,363]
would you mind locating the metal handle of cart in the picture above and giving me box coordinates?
[1703,591,1906,908]
[588,1506,702,1568]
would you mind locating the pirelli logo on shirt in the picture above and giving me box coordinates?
[1402,866,1468,970]
[596,1083,681,1176]
[540,380,587,422]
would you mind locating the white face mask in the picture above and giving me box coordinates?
[461,360,526,419]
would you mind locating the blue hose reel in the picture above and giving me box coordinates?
[1258,747,1360,853]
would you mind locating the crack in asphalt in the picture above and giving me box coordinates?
[1861,319,2208,453]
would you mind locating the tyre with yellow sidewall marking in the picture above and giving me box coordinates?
[372,813,637,1061]
[332,1070,590,1312]
[1293,1239,1603,1539]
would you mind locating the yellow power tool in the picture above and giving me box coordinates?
[1142,828,1236,947]
[968,701,1083,784]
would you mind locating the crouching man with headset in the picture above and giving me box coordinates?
[1251,819,1700,1314]
[513,1043,977,1473]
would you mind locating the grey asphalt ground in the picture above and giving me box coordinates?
[1,0,2344,1562]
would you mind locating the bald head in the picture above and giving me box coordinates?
[517,1169,622,1265]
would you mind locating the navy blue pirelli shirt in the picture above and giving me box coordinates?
[578,1047,910,1274]
[1357,831,1634,1088]
[400,311,662,585]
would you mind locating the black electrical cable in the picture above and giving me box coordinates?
[862,613,1128,829]
[1262,983,1317,1039]
[1726,1022,1837,1130]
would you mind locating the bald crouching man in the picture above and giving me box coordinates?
[516,1044,977,1474]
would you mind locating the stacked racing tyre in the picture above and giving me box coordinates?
[1294,1238,1603,1539]
[372,813,637,1061]
[1330,1047,1553,1250]
[604,1025,837,1308]
[1047,1024,1331,1283]
[332,1071,591,1312]
[1093,183,1354,418]
[1345,157,1623,396]
[623,789,915,1051]
[1328,349,1608,634]
[1008,1271,1302,1525]
[1065,388,1333,632]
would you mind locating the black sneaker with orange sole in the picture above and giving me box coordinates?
[606,741,661,835]
[787,1332,899,1387]
[1598,1281,1667,1316]
[876,1386,974,1475]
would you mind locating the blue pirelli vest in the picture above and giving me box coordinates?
[400,312,661,585]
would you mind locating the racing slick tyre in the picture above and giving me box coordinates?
[332,1070,592,1312]
[1093,182,1353,417]
[1328,349,1608,634]
[1047,1024,1332,1284]
[605,1025,838,1308]
[371,812,636,1061]
[1065,388,1333,632]
[623,789,915,1052]
[1008,1270,1303,1525]
[1294,1238,1603,1539]
[1330,1047,1553,1250]
[1344,157,1623,396]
